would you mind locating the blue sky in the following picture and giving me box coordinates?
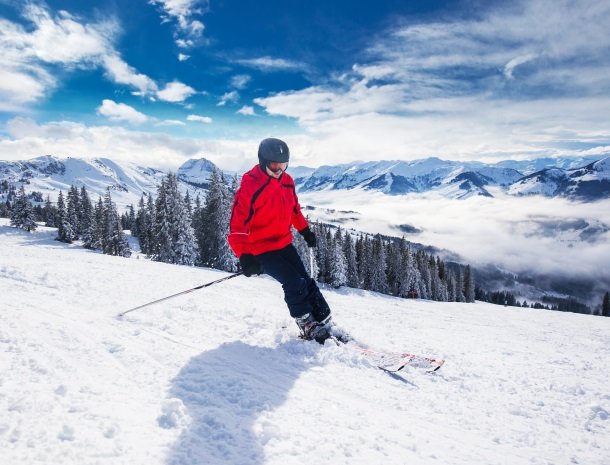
[1,0,609,170]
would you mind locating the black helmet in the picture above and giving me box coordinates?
[258,138,290,165]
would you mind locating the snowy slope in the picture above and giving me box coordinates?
[1,220,609,465]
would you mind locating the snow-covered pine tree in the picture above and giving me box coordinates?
[313,222,332,283]
[357,235,372,289]
[328,228,348,288]
[601,291,609,317]
[79,186,93,246]
[369,234,389,294]
[416,251,431,299]
[102,189,131,257]
[90,197,104,250]
[463,265,476,303]
[385,239,403,296]
[10,186,37,232]
[401,244,423,298]
[135,195,149,254]
[56,191,74,243]
[43,195,56,227]
[197,168,235,270]
[152,173,196,265]
[127,204,136,234]
[145,194,157,256]
[171,183,198,267]
[342,230,359,288]
[66,186,80,240]
[153,177,173,262]
[455,268,466,302]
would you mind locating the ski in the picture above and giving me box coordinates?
[328,335,445,373]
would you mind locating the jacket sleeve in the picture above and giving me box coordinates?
[291,187,309,232]
[227,182,253,257]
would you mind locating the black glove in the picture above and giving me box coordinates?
[239,254,263,277]
[299,227,317,248]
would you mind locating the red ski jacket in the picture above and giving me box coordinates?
[228,165,309,257]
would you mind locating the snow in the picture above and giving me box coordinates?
[1,218,609,465]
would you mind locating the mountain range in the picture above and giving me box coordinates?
[289,156,610,200]
[1,154,609,205]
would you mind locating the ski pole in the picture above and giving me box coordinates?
[117,272,243,318]
[309,247,315,279]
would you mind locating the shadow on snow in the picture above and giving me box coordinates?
[165,340,312,465]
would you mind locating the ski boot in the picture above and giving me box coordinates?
[295,313,330,344]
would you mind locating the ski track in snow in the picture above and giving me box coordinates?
[1,219,609,465]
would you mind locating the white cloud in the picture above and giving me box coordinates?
[97,99,149,125]
[230,74,251,89]
[178,53,190,61]
[503,53,538,79]
[156,81,197,102]
[101,54,158,96]
[149,0,207,47]
[187,114,213,123]
[156,119,186,126]
[217,91,239,106]
[251,0,610,166]
[0,4,160,105]
[237,56,306,72]
[237,105,256,116]
[0,117,256,171]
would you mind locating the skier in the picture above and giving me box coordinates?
[228,137,333,343]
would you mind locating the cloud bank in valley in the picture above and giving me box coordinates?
[300,189,610,288]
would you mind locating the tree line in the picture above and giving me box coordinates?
[293,222,476,302]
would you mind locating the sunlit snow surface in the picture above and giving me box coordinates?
[1,219,608,465]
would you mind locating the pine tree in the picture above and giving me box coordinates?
[56,191,74,243]
[153,174,196,265]
[135,195,150,254]
[10,186,37,232]
[43,195,56,227]
[369,235,389,294]
[79,187,94,248]
[342,231,359,288]
[463,265,476,303]
[145,194,157,255]
[328,228,348,288]
[66,185,80,239]
[197,169,235,270]
[102,189,131,257]
[91,197,105,250]
[602,292,610,317]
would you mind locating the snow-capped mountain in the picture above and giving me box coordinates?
[2,154,609,203]
[290,158,524,199]
[291,156,610,200]
[0,155,219,206]
[176,158,218,189]
[509,158,610,200]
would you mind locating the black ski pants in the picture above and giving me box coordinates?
[257,244,331,321]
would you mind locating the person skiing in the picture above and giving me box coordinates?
[228,137,333,343]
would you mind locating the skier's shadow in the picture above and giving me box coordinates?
[165,340,311,465]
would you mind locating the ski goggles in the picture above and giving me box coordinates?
[266,161,288,174]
